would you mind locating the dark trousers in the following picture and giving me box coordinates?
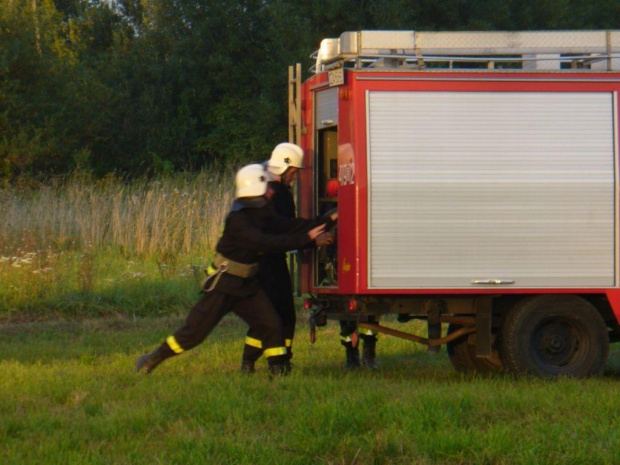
[339,319,379,345]
[164,288,288,364]
[243,254,295,363]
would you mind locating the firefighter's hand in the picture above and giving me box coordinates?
[323,207,338,221]
[315,232,333,247]
[308,224,326,240]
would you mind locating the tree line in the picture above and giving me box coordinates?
[1,0,618,179]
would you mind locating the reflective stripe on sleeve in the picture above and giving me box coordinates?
[166,336,185,354]
[245,336,263,349]
[263,347,287,358]
[285,339,292,347]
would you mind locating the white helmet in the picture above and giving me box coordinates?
[235,164,269,198]
[267,143,304,175]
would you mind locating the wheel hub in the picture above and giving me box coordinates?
[535,321,579,367]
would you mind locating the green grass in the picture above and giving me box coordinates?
[2,314,620,464]
[2,175,620,463]
[0,173,620,465]
[0,248,210,321]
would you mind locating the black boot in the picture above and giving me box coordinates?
[268,362,291,377]
[268,355,291,377]
[361,336,379,370]
[344,342,361,369]
[240,360,256,374]
[136,346,170,374]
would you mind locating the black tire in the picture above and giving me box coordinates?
[446,324,502,374]
[499,295,609,379]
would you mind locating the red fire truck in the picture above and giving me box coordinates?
[289,30,620,378]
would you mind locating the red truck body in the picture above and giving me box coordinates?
[291,31,620,378]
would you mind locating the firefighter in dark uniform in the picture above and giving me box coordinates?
[241,143,330,373]
[135,164,336,376]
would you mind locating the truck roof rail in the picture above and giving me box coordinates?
[312,30,620,73]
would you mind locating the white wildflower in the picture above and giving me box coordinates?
[128,272,147,279]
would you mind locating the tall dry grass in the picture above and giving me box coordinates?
[0,170,235,316]
[0,170,235,258]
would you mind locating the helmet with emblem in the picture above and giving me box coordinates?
[267,143,304,176]
[235,164,270,198]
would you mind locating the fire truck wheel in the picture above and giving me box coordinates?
[499,295,609,379]
[446,324,502,374]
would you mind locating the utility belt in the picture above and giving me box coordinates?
[213,253,259,278]
[201,253,259,293]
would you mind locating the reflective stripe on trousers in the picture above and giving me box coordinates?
[166,335,185,354]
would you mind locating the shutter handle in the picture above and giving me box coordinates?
[471,279,515,285]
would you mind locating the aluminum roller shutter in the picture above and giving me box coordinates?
[316,87,338,129]
[367,91,616,288]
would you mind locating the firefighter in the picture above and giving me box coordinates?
[135,163,335,376]
[240,143,333,373]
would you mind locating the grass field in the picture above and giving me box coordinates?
[2,173,620,463]
[2,313,620,465]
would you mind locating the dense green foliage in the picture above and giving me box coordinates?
[1,315,620,464]
[1,0,618,178]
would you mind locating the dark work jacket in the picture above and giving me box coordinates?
[268,181,296,219]
[213,197,325,297]
[263,182,296,259]
[258,182,296,308]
